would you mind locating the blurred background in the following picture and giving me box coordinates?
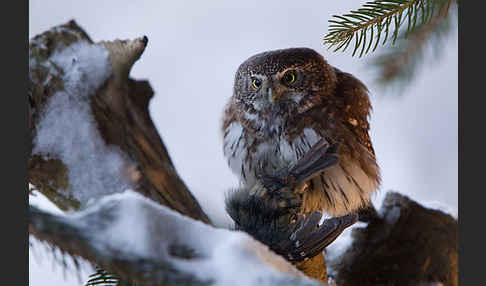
[29,0,457,285]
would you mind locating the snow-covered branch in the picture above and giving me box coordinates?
[29,191,324,286]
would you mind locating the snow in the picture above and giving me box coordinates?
[324,221,367,265]
[421,200,458,219]
[36,189,452,285]
[32,41,132,205]
[55,190,322,286]
[29,186,95,286]
[29,189,65,216]
[29,237,95,286]
[88,192,153,257]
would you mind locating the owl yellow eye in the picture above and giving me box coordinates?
[282,71,296,85]
[251,78,262,89]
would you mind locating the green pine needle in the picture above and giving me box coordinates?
[323,0,452,57]
[372,1,456,90]
[86,266,139,286]
[86,267,120,286]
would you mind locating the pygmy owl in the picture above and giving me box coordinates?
[222,47,380,217]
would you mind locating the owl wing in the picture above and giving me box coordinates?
[257,138,339,192]
[333,67,375,155]
[286,212,358,262]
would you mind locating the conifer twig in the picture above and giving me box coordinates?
[323,0,452,57]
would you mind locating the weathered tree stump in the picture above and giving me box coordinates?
[29,20,210,224]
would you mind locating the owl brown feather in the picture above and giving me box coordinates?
[222,47,380,217]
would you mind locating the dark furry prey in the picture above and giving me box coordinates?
[226,139,358,262]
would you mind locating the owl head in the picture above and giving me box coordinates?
[233,48,338,117]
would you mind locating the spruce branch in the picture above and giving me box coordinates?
[86,266,139,286]
[372,1,457,91]
[372,0,455,87]
[323,0,453,57]
[86,266,120,286]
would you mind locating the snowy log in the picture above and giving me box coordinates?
[28,20,209,223]
[29,191,325,286]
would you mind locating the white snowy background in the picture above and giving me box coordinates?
[29,0,457,285]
